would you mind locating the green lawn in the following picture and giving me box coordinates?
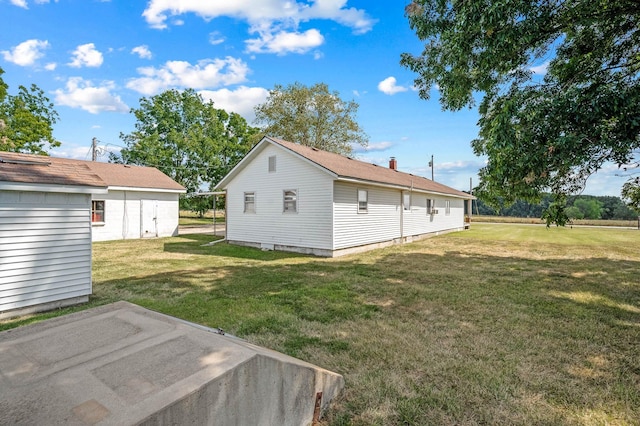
[2,224,640,425]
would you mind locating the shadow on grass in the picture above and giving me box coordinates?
[164,237,310,261]
[5,237,640,425]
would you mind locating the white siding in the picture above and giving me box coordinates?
[91,190,179,241]
[402,193,465,236]
[333,182,401,249]
[334,183,467,250]
[226,144,334,250]
[0,190,92,312]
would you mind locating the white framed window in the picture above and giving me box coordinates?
[268,155,276,172]
[91,200,105,223]
[426,198,434,215]
[283,189,297,213]
[358,189,368,213]
[244,192,255,213]
[403,192,411,211]
[445,200,451,215]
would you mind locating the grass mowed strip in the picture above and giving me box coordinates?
[2,225,639,424]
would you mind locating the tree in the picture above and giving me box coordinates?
[573,198,603,219]
[402,1,640,225]
[622,177,640,214]
[116,89,259,197]
[0,67,60,154]
[254,82,368,156]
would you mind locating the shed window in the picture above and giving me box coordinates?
[92,200,105,223]
[244,192,255,213]
[268,155,276,172]
[403,192,411,211]
[445,200,451,215]
[283,189,297,213]
[358,189,368,213]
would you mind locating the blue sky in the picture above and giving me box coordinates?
[0,0,627,196]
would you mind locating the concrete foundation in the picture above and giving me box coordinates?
[0,301,344,425]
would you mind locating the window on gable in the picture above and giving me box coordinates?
[244,192,255,213]
[268,155,276,172]
[358,189,368,213]
[283,189,297,213]
[403,192,411,211]
[92,200,105,223]
[445,200,451,215]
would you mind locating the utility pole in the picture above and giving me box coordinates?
[428,155,434,180]
[92,137,97,161]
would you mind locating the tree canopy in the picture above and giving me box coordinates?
[254,82,368,156]
[115,89,259,195]
[0,67,60,155]
[401,0,640,225]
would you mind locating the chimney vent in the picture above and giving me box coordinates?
[389,157,397,170]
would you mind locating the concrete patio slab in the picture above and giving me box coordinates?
[0,301,344,425]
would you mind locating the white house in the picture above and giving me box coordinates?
[216,137,475,257]
[0,151,108,318]
[77,161,186,241]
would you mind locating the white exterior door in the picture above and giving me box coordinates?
[140,199,158,238]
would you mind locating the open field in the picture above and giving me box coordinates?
[473,215,639,228]
[2,224,640,424]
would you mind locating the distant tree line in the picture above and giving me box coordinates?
[474,194,638,221]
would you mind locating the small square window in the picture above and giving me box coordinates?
[358,189,368,213]
[92,200,105,223]
[244,192,255,213]
[283,189,297,213]
[268,155,276,172]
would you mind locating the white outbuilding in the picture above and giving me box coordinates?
[0,152,107,318]
[216,137,475,257]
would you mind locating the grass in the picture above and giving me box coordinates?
[473,214,639,228]
[2,224,640,425]
[179,209,225,226]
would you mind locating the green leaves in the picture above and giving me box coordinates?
[403,0,640,224]
[117,89,259,194]
[253,82,368,156]
[0,67,60,155]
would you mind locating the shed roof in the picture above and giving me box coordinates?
[0,151,185,192]
[257,137,473,199]
[0,151,106,189]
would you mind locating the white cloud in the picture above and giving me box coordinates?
[530,61,549,75]
[1,39,49,66]
[53,77,129,114]
[126,57,250,95]
[131,45,152,59]
[44,62,57,71]
[68,43,103,68]
[351,141,394,154]
[378,76,408,95]
[246,28,324,55]
[143,0,375,33]
[209,32,225,46]
[199,86,269,122]
[10,0,28,7]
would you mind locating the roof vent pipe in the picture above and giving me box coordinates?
[389,157,397,170]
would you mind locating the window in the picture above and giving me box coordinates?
[244,192,255,213]
[427,198,434,215]
[283,189,297,213]
[268,155,276,172]
[358,189,368,213]
[445,200,451,215]
[403,192,411,210]
[92,200,105,223]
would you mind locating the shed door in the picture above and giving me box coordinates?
[141,199,158,238]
